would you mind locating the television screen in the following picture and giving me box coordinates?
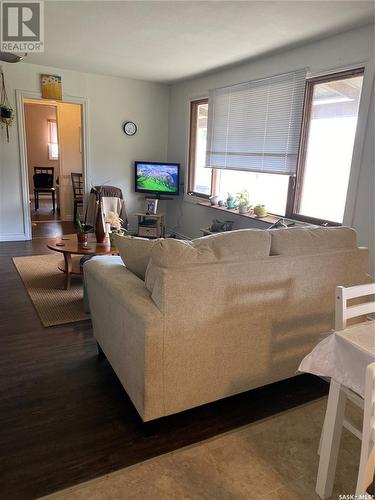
[135,161,180,195]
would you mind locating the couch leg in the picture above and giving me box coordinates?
[97,342,106,359]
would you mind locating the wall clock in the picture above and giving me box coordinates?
[123,121,137,136]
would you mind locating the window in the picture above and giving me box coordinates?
[216,170,290,216]
[188,97,292,214]
[292,68,364,224]
[188,99,215,197]
[48,119,59,160]
[188,68,364,223]
[206,69,306,175]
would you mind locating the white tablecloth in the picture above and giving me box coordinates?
[299,321,375,398]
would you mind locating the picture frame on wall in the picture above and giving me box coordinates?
[145,198,158,214]
[41,74,62,100]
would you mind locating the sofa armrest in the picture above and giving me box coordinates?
[84,256,165,421]
[84,256,163,325]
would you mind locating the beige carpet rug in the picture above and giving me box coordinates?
[13,254,89,327]
[43,398,363,500]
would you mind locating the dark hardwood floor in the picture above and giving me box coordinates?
[30,197,62,223]
[0,224,328,499]
[32,220,76,239]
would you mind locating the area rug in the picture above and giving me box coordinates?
[12,254,89,327]
[42,397,362,500]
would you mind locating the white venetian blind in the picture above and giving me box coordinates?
[206,69,307,175]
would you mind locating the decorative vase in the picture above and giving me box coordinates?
[109,232,116,248]
[77,232,88,247]
[95,200,106,243]
[238,205,249,214]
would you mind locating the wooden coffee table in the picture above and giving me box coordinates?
[47,233,117,290]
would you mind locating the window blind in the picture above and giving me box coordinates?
[205,69,307,175]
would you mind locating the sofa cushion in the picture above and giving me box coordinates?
[114,234,159,280]
[149,229,271,268]
[270,226,357,256]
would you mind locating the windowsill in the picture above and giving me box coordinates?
[196,199,305,226]
[184,193,209,204]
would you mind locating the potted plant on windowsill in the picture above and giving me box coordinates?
[226,192,236,209]
[236,190,251,214]
[76,213,92,247]
[253,204,268,217]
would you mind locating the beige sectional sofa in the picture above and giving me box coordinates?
[85,227,369,421]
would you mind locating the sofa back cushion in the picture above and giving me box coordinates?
[145,229,271,297]
[114,234,158,281]
[270,226,357,256]
[149,229,272,269]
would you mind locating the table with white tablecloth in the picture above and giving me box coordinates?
[299,321,375,397]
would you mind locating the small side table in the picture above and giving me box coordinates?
[136,212,165,238]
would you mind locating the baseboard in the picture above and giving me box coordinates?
[0,233,27,242]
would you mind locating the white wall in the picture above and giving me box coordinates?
[0,62,169,239]
[167,24,375,273]
[351,84,374,274]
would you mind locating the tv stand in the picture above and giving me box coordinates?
[136,212,165,238]
[145,194,173,201]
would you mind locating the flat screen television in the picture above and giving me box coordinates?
[135,161,180,196]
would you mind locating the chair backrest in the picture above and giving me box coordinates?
[34,166,54,178]
[71,172,84,198]
[335,283,375,330]
[33,173,54,189]
[364,362,375,439]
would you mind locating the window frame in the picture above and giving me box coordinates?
[187,98,216,199]
[287,67,365,226]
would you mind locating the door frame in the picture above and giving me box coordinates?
[16,90,90,240]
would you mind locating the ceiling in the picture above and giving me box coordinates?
[23,1,374,84]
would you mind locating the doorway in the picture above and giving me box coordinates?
[22,98,85,239]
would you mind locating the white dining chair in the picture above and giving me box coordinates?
[357,362,375,496]
[316,283,375,499]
